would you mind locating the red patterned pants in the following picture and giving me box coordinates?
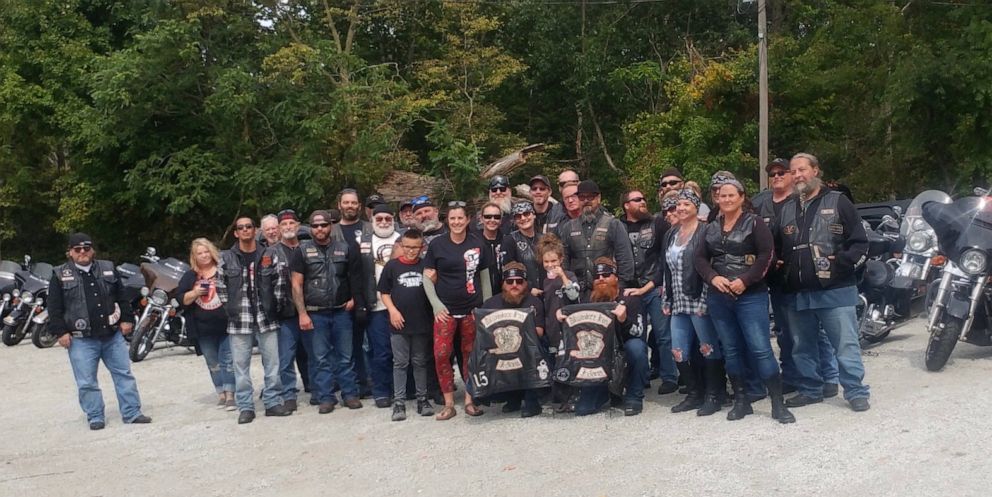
[433,314,476,394]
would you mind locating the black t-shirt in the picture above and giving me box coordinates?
[424,232,493,316]
[481,293,546,333]
[338,221,363,253]
[481,232,505,295]
[177,269,228,337]
[377,258,432,335]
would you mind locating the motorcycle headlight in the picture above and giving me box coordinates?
[12,289,20,298]
[150,288,168,306]
[20,291,34,305]
[961,249,988,275]
[140,286,149,297]
[907,232,932,252]
[911,218,928,231]
[2,293,9,302]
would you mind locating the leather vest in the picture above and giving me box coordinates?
[704,213,758,279]
[507,230,541,290]
[662,225,706,301]
[625,219,657,286]
[779,191,845,286]
[469,307,550,398]
[358,229,399,310]
[563,213,614,290]
[261,243,296,319]
[752,190,776,226]
[55,260,117,336]
[298,238,350,311]
[221,248,276,320]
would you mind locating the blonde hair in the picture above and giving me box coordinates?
[189,238,221,269]
[685,181,703,197]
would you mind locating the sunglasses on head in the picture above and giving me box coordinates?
[660,180,682,188]
[490,186,508,193]
[71,245,93,254]
[559,180,578,187]
[504,278,526,286]
[411,195,430,206]
[447,201,467,208]
[235,223,255,231]
[769,170,788,178]
[482,214,502,220]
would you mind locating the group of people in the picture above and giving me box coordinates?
[47,152,872,429]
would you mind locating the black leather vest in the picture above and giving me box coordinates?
[779,191,845,286]
[55,260,117,336]
[563,213,614,290]
[221,248,276,320]
[261,243,296,319]
[704,213,758,279]
[298,238,350,311]
[358,229,399,310]
[626,219,657,286]
[507,230,541,289]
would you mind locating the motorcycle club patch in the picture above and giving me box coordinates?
[517,240,529,252]
[61,268,75,282]
[815,256,831,271]
[829,223,845,235]
[469,307,549,398]
[333,250,346,257]
[360,242,372,254]
[305,247,319,257]
[745,254,756,265]
[820,208,835,215]
[74,319,88,331]
[783,224,797,235]
[557,303,618,386]
[261,255,272,268]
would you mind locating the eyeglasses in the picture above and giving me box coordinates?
[71,245,93,254]
[594,273,615,280]
[490,186,508,193]
[401,244,423,251]
[769,170,788,178]
[659,180,683,188]
[447,201,467,208]
[311,222,331,229]
[626,197,645,203]
[235,223,255,231]
[373,216,393,223]
[482,214,502,220]
[504,278,526,286]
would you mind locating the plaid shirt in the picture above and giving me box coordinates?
[665,242,708,315]
[225,249,279,336]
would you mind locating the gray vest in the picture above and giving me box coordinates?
[55,260,117,336]
[562,213,614,290]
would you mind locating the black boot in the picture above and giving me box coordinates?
[766,374,796,424]
[670,362,703,413]
[696,359,724,417]
[726,375,753,421]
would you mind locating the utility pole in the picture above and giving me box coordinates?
[758,0,769,190]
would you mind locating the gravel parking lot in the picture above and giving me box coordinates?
[2,317,991,497]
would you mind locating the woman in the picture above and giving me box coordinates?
[423,202,495,420]
[657,189,724,416]
[695,181,795,424]
[502,201,543,294]
[178,238,235,410]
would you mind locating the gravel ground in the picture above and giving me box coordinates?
[2,317,991,497]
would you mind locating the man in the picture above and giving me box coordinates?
[412,196,447,248]
[399,200,417,229]
[49,233,149,430]
[620,189,678,394]
[753,159,840,396]
[480,176,515,235]
[222,217,291,424]
[335,189,373,397]
[554,183,582,241]
[560,180,636,294]
[260,214,280,247]
[776,152,871,412]
[358,204,402,408]
[480,262,546,418]
[656,167,684,204]
[557,169,580,190]
[479,202,507,295]
[262,209,313,412]
[529,175,565,235]
[291,210,365,413]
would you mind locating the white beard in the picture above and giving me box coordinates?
[373,224,395,239]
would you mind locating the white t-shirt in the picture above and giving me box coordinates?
[371,232,400,311]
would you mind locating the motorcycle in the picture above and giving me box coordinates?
[0,259,20,320]
[128,249,191,362]
[117,248,155,332]
[921,187,992,371]
[856,212,917,345]
[1,259,57,348]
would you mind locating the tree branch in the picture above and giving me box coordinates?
[586,101,619,172]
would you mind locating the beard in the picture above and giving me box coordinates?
[417,218,443,233]
[494,197,512,214]
[795,176,823,198]
[581,205,597,223]
[628,207,651,221]
[590,278,619,303]
[373,224,395,239]
[502,288,526,306]
[281,230,298,241]
[341,208,359,221]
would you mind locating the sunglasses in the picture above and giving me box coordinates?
[626,196,645,203]
[513,212,533,219]
[482,214,502,220]
[411,195,430,206]
[504,278,526,286]
[311,222,331,229]
[659,180,683,188]
[531,186,549,192]
[594,273,615,280]
[769,170,788,178]
[235,223,255,231]
[447,201,467,208]
[71,245,93,254]
[373,216,393,223]
[490,186,508,193]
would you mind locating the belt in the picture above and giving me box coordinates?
[793,243,810,250]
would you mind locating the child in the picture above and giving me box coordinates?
[378,228,435,421]
[536,234,580,411]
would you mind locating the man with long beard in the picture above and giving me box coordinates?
[477,175,515,235]
[335,189,373,398]
[776,152,871,412]
[412,196,447,249]
[559,180,636,296]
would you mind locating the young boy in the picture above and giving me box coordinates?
[378,228,435,421]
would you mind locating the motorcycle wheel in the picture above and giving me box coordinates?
[924,317,963,372]
[1,321,27,346]
[128,315,158,362]
[30,321,58,349]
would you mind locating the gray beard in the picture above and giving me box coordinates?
[581,208,598,224]
[495,197,512,214]
[373,225,395,239]
[418,219,443,233]
[795,176,823,199]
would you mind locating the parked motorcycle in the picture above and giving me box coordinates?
[921,187,992,371]
[0,259,20,320]
[128,250,191,362]
[1,260,56,348]
[856,213,916,345]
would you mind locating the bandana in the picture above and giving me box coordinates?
[594,262,617,276]
[511,201,535,215]
[662,196,678,212]
[277,209,299,222]
[503,267,527,280]
[676,188,701,208]
[710,172,736,188]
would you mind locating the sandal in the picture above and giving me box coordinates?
[435,405,457,421]
[464,403,485,417]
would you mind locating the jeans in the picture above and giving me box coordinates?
[707,291,779,380]
[310,310,359,403]
[642,290,677,383]
[670,312,723,362]
[785,304,869,401]
[366,310,394,401]
[773,290,839,386]
[197,334,235,394]
[621,338,650,404]
[391,333,431,401]
[230,330,283,411]
[277,318,314,401]
[67,333,143,423]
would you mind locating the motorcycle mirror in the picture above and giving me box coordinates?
[975,187,990,197]
[140,286,149,297]
[170,298,179,308]
[892,205,903,216]
[146,247,157,257]
[24,254,31,264]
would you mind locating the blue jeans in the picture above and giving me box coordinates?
[197,334,234,394]
[670,312,723,362]
[642,290,677,383]
[785,304,869,401]
[67,333,143,423]
[707,291,779,380]
[230,331,283,411]
[366,310,394,401]
[278,318,314,401]
[310,310,359,403]
[773,290,839,386]
[575,338,651,413]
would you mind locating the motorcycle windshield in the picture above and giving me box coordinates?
[117,263,145,288]
[0,261,19,290]
[900,190,951,239]
[923,195,992,259]
[140,260,188,295]
[956,193,992,252]
[21,264,53,293]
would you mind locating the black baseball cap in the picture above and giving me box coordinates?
[365,193,386,208]
[577,179,600,195]
[765,158,790,172]
[529,175,551,188]
[67,233,93,248]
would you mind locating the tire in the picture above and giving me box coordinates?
[2,320,27,346]
[30,321,57,349]
[128,314,158,362]
[924,317,963,372]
